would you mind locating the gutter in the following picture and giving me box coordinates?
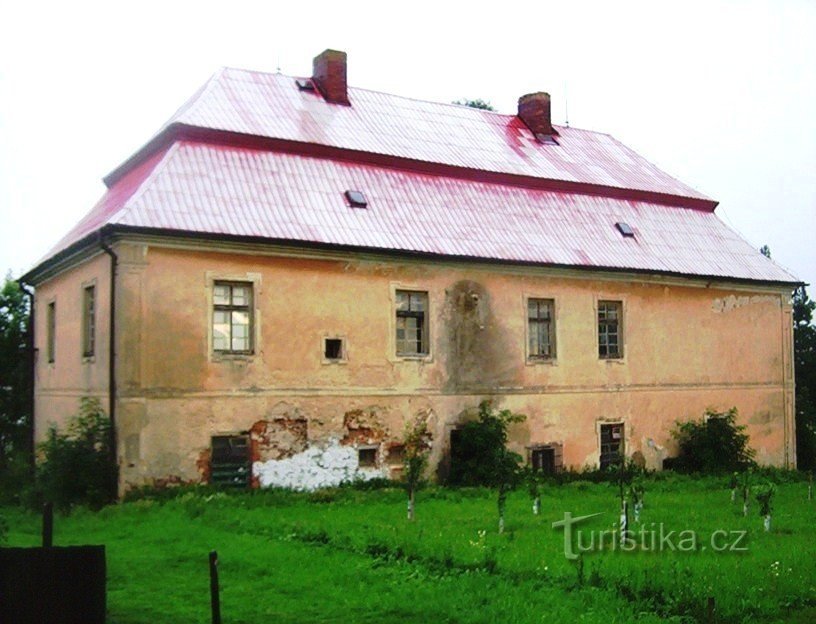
[98,230,118,467]
[16,280,36,473]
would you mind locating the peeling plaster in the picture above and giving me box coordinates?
[252,439,387,490]
[711,295,778,313]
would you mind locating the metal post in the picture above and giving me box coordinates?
[42,502,53,547]
[209,550,221,624]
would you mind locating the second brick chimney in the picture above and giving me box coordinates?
[518,92,557,140]
[312,49,350,105]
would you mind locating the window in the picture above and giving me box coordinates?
[527,298,555,360]
[529,444,563,474]
[82,286,95,358]
[324,338,344,361]
[212,282,253,354]
[395,290,428,356]
[345,190,368,208]
[615,222,635,237]
[598,300,623,359]
[599,423,624,470]
[358,447,377,468]
[46,301,56,363]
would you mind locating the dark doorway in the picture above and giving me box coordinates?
[599,423,624,470]
[210,435,250,488]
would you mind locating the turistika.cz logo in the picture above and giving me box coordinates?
[552,512,748,560]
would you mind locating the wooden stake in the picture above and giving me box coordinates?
[42,502,53,548]
[209,550,221,624]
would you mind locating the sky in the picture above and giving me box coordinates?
[0,0,814,288]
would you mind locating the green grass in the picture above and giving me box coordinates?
[4,475,816,623]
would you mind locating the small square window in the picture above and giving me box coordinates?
[358,447,377,468]
[345,190,367,208]
[324,338,344,360]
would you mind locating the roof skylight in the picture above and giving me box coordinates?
[295,78,315,91]
[616,222,635,237]
[345,190,368,208]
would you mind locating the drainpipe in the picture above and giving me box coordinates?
[99,230,118,469]
[17,280,36,474]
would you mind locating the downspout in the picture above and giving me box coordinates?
[99,230,118,469]
[17,281,36,474]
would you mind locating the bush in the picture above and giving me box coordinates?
[34,397,118,510]
[447,401,525,487]
[671,408,755,474]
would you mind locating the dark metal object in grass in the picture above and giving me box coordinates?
[210,550,221,624]
[42,502,53,548]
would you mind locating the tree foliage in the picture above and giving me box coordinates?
[35,397,118,510]
[793,286,816,470]
[448,401,525,487]
[0,275,31,468]
[671,407,755,474]
[453,98,496,111]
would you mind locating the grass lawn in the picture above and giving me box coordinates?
[3,475,816,623]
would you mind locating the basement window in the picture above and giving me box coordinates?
[324,337,344,361]
[345,190,368,208]
[529,443,563,474]
[295,78,315,91]
[210,435,250,488]
[615,222,635,237]
[358,447,378,468]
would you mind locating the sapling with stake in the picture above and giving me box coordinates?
[740,470,751,517]
[630,480,645,523]
[402,415,432,522]
[524,466,546,516]
[755,482,775,532]
[809,472,813,502]
[729,472,738,503]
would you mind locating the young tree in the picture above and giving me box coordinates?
[755,483,775,531]
[402,415,431,521]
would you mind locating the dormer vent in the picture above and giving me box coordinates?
[295,78,315,91]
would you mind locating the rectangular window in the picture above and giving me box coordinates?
[530,445,564,474]
[528,298,555,360]
[598,300,623,359]
[212,282,253,354]
[82,286,95,358]
[210,435,250,488]
[395,290,428,356]
[599,423,624,470]
[46,302,56,363]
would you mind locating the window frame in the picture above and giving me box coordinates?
[597,299,624,360]
[394,289,430,358]
[526,297,556,362]
[212,281,254,355]
[599,422,625,470]
[82,285,96,359]
[46,300,56,364]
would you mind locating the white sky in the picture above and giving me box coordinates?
[1,0,813,288]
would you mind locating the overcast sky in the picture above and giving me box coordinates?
[1,0,813,289]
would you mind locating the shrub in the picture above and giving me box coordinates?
[34,397,118,510]
[447,401,525,487]
[671,408,755,474]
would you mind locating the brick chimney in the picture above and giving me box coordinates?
[312,49,350,105]
[518,92,557,140]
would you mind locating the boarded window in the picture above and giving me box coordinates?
[82,286,95,358]
[599,423,624,470]
[213,282,253,354]
[528,298,555,360]
[598,300,623,359]
[529,444,563,474]
[46,301,56,363]
[395,290,429,356]
[210,435,250,488]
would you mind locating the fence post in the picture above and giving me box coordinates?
[707,596,715,623]
[209,550,221,624]
[42,502,53,548]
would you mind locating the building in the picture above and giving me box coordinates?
[22,49,800,492]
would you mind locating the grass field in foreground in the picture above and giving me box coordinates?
[3,475,816,623]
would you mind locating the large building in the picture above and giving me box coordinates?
[23,50,799,492]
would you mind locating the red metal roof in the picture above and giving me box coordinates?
[106,68,713,207]
[45,141,798,284]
